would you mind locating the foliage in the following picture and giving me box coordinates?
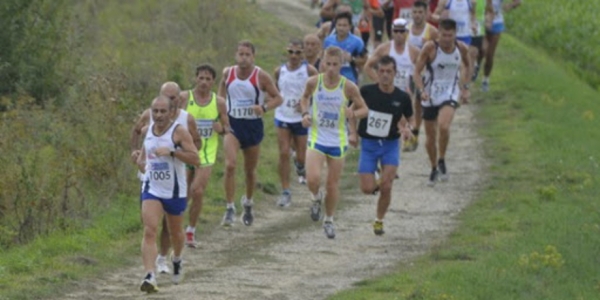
[507,0,600,90]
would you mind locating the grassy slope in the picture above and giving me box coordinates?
[0,1,300,299]
[328,35,600,299]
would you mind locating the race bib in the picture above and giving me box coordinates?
[399,8,412,21]
[431,81,453,100]
[283,98,301,117]
[366,111,393,137]
[394,69,409,92]
[149,162,171,181]
[195,119,214,139]
[229,99,256,119]
[318,111,339,129]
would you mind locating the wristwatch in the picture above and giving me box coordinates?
[170,150,174,157]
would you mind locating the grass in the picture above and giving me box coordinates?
[327,34,600,299]
[0,0,301,299]
[506,0,600,90]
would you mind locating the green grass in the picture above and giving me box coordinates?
[327,34,600,300]
[0,0,301,299]
[506,0,600,90]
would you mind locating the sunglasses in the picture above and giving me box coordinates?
[287,49,303,55]
[393,28,408,33]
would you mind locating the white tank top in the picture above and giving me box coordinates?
[389,42,414,92]
[423,43,461,107]
[225,66,265,120]
[407,23,431,49]
[309,75,348,148]
[275,63,310,123]
[142,122,187,199]
[446,0,472,38]
[492,0,504,24]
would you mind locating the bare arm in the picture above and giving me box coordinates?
[413,42,435,101]
[364,42,387,82]
[214,96,231,135]
[317,22,332,41]
[344,82,369,120]
[429,26,439,42]
[300,76,318,128]
[170,126,201,167]
[217,67,230,100]
[470,0,477,34]
[179,90,190,110]
[273,66,281,90]
[432,0,448,22]
[458,42,471,103]
[186,113,201,150]
[260,70,283,111]
[136,126,149,172]
[129,109,150,156]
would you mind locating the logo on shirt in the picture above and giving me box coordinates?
[392,101,401,107]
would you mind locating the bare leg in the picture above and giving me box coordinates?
[484,33,502,77]
[323,155,345,218]
[165,213,185,259]
[242,144,260,200]
[359,173,378,194]
[189,166,212,228]
[306,149,326,197]
[424,120,438,168]
[277,128,293,191]
[141,200,163,273]
[376,165,398,220]
[223,134,240,205]
[437,106,456,160]
[159,217,170,256]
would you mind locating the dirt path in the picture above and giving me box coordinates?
[62,1,485,299]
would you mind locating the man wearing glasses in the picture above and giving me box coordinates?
[272,39,319,208]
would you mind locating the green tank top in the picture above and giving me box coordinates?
[186,91,219,143]
[342,0,363,16]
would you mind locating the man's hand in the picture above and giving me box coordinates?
[252,105,264,117]
[301,114,312,128]
[130,150,141,164]
[460,88,470,104]
[349,132,358,148]
[399,127,414,142]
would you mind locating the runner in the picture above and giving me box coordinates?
[304,34,323,70]
[404,1,439,151]
[130,82,200,274]
[412,18,471,186]
[470,0,493,82]
[300,46,369,239]
[322,11,368,85]
[482,0,521,91]
[317,5,363,43]
[364,18,419,152]
[274,39,319,207]
[218,40,283,226]
[358,55,415,235]
[179,64,229,248]
[137,95,199,293]
[372,0,394,48]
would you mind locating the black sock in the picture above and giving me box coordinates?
[438,158,445,164]
[412,129,419,136]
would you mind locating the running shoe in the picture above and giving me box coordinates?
[373,220,385,236]
[482,80,490,92]
[277,192,292,207]
[155,256,170,274]
[472,64,480,82]
[172,260,183,284]
[323,221,336,239]
[438,160,448,182]
[185,231,198,248]
[241,197,254,226]
[427,169,439,187]
[298,175,307,185]
[140,273,158,293]
[221,206,236,227]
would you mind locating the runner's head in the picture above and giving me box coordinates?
[392,18,409,44]
[376,55,397,87]
[287,38,304,65]
[322,46,343,77]
[195,64,217,91]
[151,95,174,127]
[412,1,428,26]
[236,40,256,69]
[334,3,353,15]
[438,18,457,46]
[159,81,181,110]
[334,11,353,38]
[303,34,321,59]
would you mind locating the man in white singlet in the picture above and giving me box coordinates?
[136,96,199,293]
[300,46,369,239]
[130,82,200,275]
[365,18,419,151]
[274,39,319,208]
[218,40,283,227]
[413,18,471,187]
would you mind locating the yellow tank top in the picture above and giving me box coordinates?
[186,91,219,143]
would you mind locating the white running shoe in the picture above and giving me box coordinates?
[156,256,170,274]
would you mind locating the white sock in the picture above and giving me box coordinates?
[312,192,321,201]
[226,202,235,209]
[483,76,489,82]
[324,216,333,223]
[243,197,253,206]
[186,226,194,233]
[172,256,182,263]
[376,218,382,223]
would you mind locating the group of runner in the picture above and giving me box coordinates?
[130,0,520,293]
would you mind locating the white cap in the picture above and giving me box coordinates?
[392,18,409,28]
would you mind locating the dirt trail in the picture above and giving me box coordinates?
[61,1,485,299]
